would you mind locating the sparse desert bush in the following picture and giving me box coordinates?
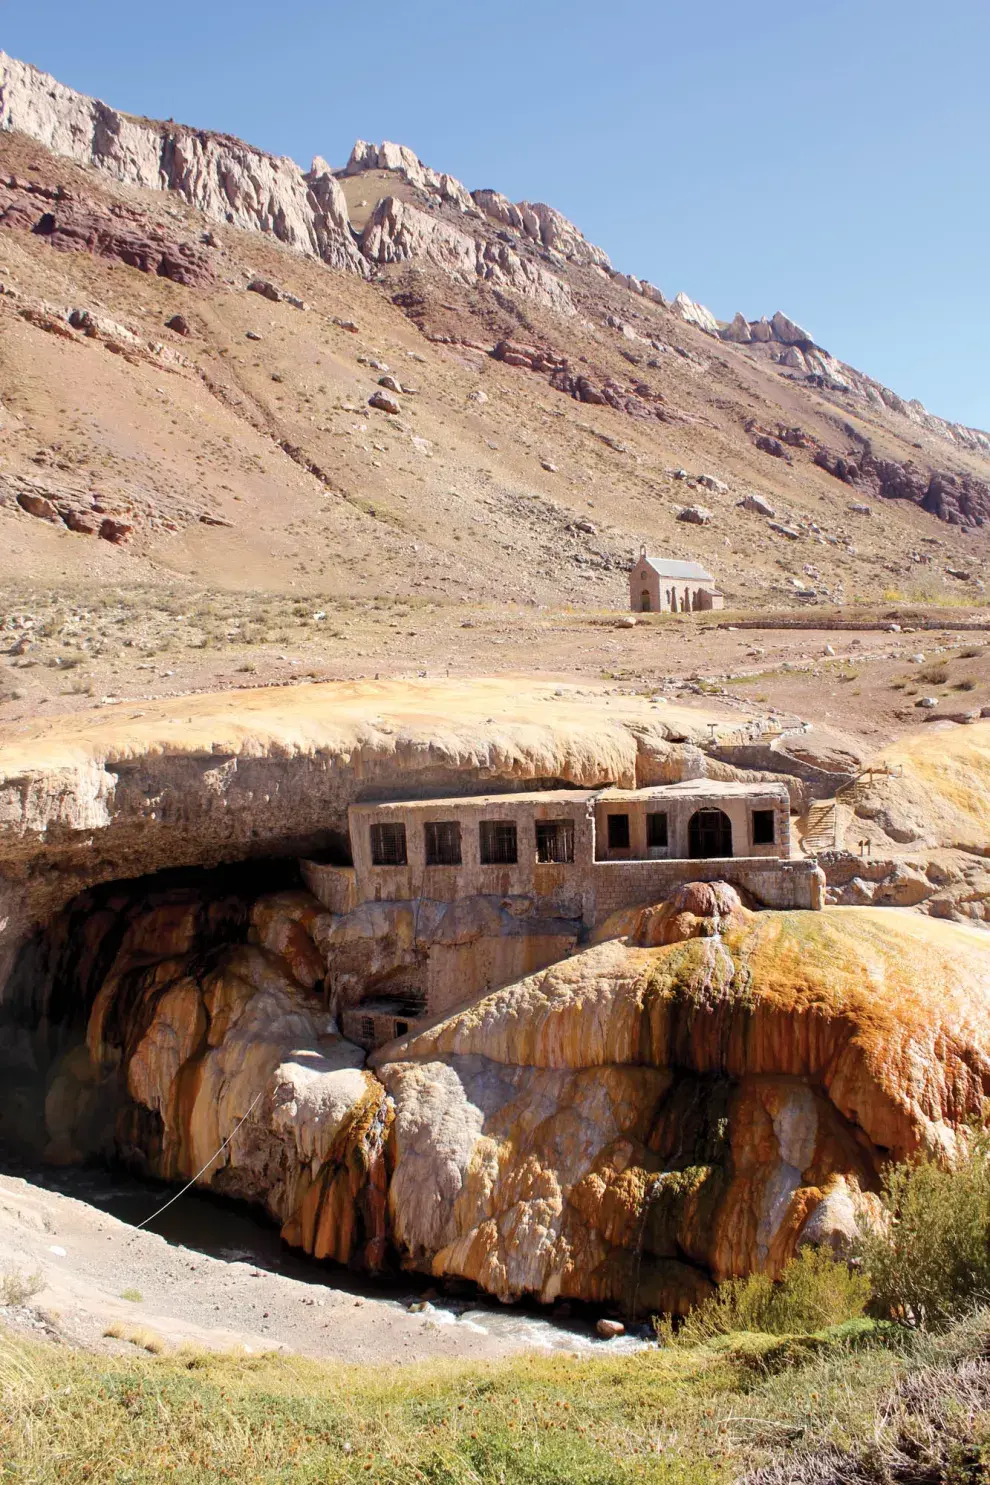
[917,665,949,685]
[954,677,977,691]
[657,1248,870,1346]
[1,1266,43,1306]
[860,1130,990,1328]
[103,1322,163,1353]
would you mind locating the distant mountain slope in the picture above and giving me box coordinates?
[0,49,986,605]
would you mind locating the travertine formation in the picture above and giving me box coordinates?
[375,896,990,1309]
[0,678,737,1006]
[36,872,990,1313]
[43,887,390,1267]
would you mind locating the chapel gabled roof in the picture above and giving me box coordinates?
[638,556,715,582]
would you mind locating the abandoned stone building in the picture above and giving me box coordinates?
[302,782,824,1049]
[629,548,724,613]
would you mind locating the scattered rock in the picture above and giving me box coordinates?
[377,374,402,393]
[755,434,791,461]
[467,389,488,403]
[916,697,939,709]
[738,493,775,517]
[676,505,712,525]
[928,709,980,725]
[247,279,280,302]
[245,330,263,341]
[849,503,872,515]
[16,491,59,523]
[596,1318,625,1340]
[165,313,190,336]
[332,317,359,333]
[541,461,558,473]
[768,522,800,540]
[695,474,728,494]
[369,391,401,415]
[946,568,972,581]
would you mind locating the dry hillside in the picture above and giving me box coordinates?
[0,51,987,734]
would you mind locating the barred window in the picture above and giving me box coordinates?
[360,1016,375,1043]
[480,819,518,865]
[607,813,631,850]
[752,809,776,846]
[535,818,575,864]
[647,812,668,849]
[370,821,407,866]
[425,820,462,866]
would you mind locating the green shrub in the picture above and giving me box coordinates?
[860,1131,990,1328]
[658,1247,870,1345]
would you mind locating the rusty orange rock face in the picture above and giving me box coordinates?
[376,906,990,1310]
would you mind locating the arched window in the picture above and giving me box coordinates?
[640,589,651,612]
[688,809,733,859]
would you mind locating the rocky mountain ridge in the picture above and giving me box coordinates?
[2,48,987,461]
[0,47,988,614]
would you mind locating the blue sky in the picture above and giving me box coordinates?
[4,0,987,428]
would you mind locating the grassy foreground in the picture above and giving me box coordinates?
[3,1314,989,1485]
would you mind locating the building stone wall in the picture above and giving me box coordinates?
[591,857,825,920]
[340,783,817,927]
[349,791,595,916]
[592,784,789,862]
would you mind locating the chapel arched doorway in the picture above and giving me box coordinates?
[688,808,733,859]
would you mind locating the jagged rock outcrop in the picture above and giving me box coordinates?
[813,448,990,528]
[0,51,365,273]
[490,336,672,419]
[342,139,477,214]
[360,197,576,314]
[472,189,611,269]
[721,310,812,348]
[375,899,990,1310]
[719,305,990,456]
[670,291,720,335]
